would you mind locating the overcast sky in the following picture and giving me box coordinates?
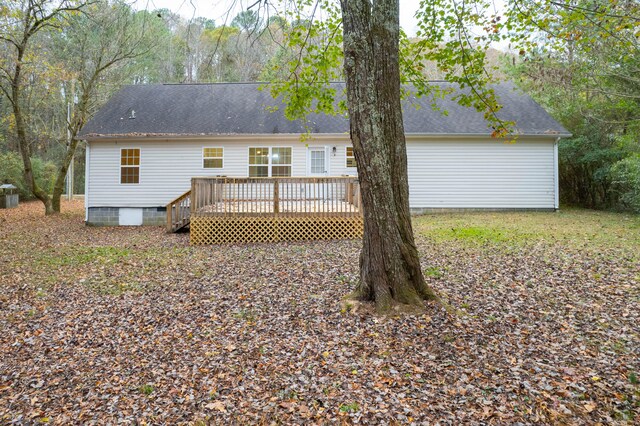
[134,0,424,36]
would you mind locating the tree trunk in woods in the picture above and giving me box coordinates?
[51,139,80,213]
[2,1,90,215]
[11,45,54,215]
[340,0,438,310]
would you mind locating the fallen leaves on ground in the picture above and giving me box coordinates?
[0,201,638,424]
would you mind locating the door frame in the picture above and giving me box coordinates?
[307,146,330,176]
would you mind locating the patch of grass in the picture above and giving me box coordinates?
[424,266,444,279]
[139,384,154,395]
[442,333,455,343]
[38,246,131,267]
[613,409,636,421]
[339,402,359,413]
[277,389,298,400]
[610,340,628,354]
[432,226,529,244]
[414,208,640,252]
[233,309,256,322]
[340,301,354,314]
[336,274,354,285]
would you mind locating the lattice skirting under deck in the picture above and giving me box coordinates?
[190,216,364,245]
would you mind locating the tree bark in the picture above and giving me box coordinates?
[3,1,93,215]
[340,0,438,310]
[11,43,54,214]
[51,138,80,213]
[52,80,90,213]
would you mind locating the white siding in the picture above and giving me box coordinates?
[87,135,557,209]
[330,145,358,177]
[406,138,556,208]
[87,136,353,208]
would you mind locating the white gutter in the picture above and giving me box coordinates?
[82,132,572,142]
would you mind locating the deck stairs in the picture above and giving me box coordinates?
[166,190,191,232]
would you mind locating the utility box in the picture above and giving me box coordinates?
[0,184,18,209]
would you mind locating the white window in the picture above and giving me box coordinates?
[249,147,291,177]
[203,147,223,169]
[346,146,356,168]
[120,148,140,184]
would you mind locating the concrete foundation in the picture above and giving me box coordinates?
[87,207,166,226]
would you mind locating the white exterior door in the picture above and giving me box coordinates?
[308,147,328,176]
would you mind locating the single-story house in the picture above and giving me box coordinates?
[79,82,570,227]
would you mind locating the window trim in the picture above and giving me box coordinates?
[346,146,356,168]
[120,147,140,185]
[247,146,293,177]
[202,147,224,170]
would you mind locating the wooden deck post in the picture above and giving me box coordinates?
[273,179,279,214]
[191,178,197,214]
[166,200,173,232]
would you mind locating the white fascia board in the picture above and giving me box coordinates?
[83,133,351,142]
[405,133,572,140]
[85,132,571,142]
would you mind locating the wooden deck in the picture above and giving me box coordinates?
[168,177,364,244]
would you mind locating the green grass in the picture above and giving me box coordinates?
[424,266,444,279]
[431,226,532,244]
[30,246,194,296]
[37,246,131,267]
[413,208,640,251]
[139,384,154,395]
[339,402,359,413]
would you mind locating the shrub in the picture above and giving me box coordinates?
[558,127,628,209]
[0,151,57,199]
[610,154,640,213]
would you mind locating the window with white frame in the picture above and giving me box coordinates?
[346,146,357,168]
[120,148,140,184]
[203,147,223,169]
[271,147,292,177]
[249,147,291,177]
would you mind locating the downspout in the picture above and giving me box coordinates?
[554,137,560,211]
[85,140,90,222]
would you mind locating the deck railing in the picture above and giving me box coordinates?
[166,189,191,232]
[190,176,362,218]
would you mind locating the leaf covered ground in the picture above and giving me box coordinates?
[1,201,639,424]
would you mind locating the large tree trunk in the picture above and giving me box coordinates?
[52,82,84,214]
[11,46,53,215]
[340,0,438,310]
[51,138,80,213]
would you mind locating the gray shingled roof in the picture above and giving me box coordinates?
[80,82,570,138]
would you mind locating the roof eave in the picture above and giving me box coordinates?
[81,131,572,141]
